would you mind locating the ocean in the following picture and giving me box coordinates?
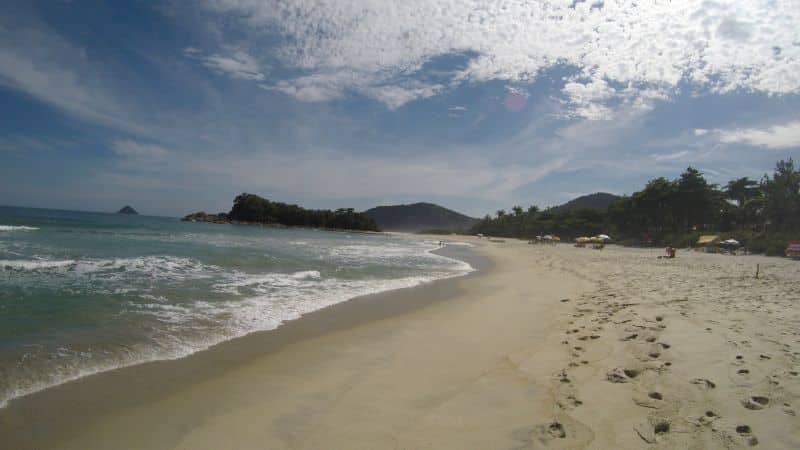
[0,206,472,407]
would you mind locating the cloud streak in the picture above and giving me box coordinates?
[112,140,169,160]
[185,47,265,81]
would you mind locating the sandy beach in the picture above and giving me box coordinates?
[2,238,799,449]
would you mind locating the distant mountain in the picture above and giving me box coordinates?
[363,202,478,232]
[550,192,620,213]
[117,206,138,215]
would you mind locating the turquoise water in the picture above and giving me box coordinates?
[0,206,472,407]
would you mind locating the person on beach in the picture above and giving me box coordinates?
[659,246,676,259]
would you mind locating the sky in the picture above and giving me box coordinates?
[1,0,799,217]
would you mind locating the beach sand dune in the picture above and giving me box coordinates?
[2,239,798,449]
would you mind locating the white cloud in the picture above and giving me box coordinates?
[360,81,444,110]
[185,47,265,81]
[650,150,690,161]
[561,77,616,119]
[448,106,468,112]
[111,140,169,160]
[717,120,800,149]
[201,0,800,112]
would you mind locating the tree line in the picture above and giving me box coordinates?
[471,159,800,255]
[228,193,379,231]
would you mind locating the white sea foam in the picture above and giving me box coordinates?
[443,241,475,247]
[0,225,39,231]
[73,256,219,278]
[0,256,219,278]
[0,237,474,409]
[0,259,76,270]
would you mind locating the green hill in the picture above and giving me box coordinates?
[364,202,478,232]
[550,192,620,213]
[183,193,379,231]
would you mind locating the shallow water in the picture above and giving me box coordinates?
[0,206,472,407]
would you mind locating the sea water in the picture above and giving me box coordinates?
[0,206,472,407]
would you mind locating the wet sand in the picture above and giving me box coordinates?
[2,239,799,449]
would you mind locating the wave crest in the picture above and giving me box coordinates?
[0,225,39,231]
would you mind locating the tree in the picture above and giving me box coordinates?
[471,159,799,250]
[674,167,719,231]
[762,159,800,231]
[228,193,378,231]
[724,177,762,230]
[725,177,760,207]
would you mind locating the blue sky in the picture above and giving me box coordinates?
[1,0,799,217]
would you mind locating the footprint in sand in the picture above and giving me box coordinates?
[741,396,769,410]
[547,422,566,439]
[557,395,583,410]
[634,419,670,444]
[690,378,716,389]
[695,410,720,426]
[607,368,641,383]
[735,425,759,447]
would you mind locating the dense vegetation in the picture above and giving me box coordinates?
[472,159,800,255]
[228,193,379,231]
[364,202,477,232]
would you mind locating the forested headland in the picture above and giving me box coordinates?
[471,159,800,255]
[183,193,380,232]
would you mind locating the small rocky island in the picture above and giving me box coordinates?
[183,193,379,231]
[117,206,138,215]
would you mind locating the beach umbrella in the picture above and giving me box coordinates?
[722,239,740,246]
[597,234,611,240]
[543,235,553,240]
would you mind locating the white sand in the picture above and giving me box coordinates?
[41,239,800,449]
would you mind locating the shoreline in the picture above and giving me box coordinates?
[0,238,473,410]
[2,239,797,449]
[0,242,491,449]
